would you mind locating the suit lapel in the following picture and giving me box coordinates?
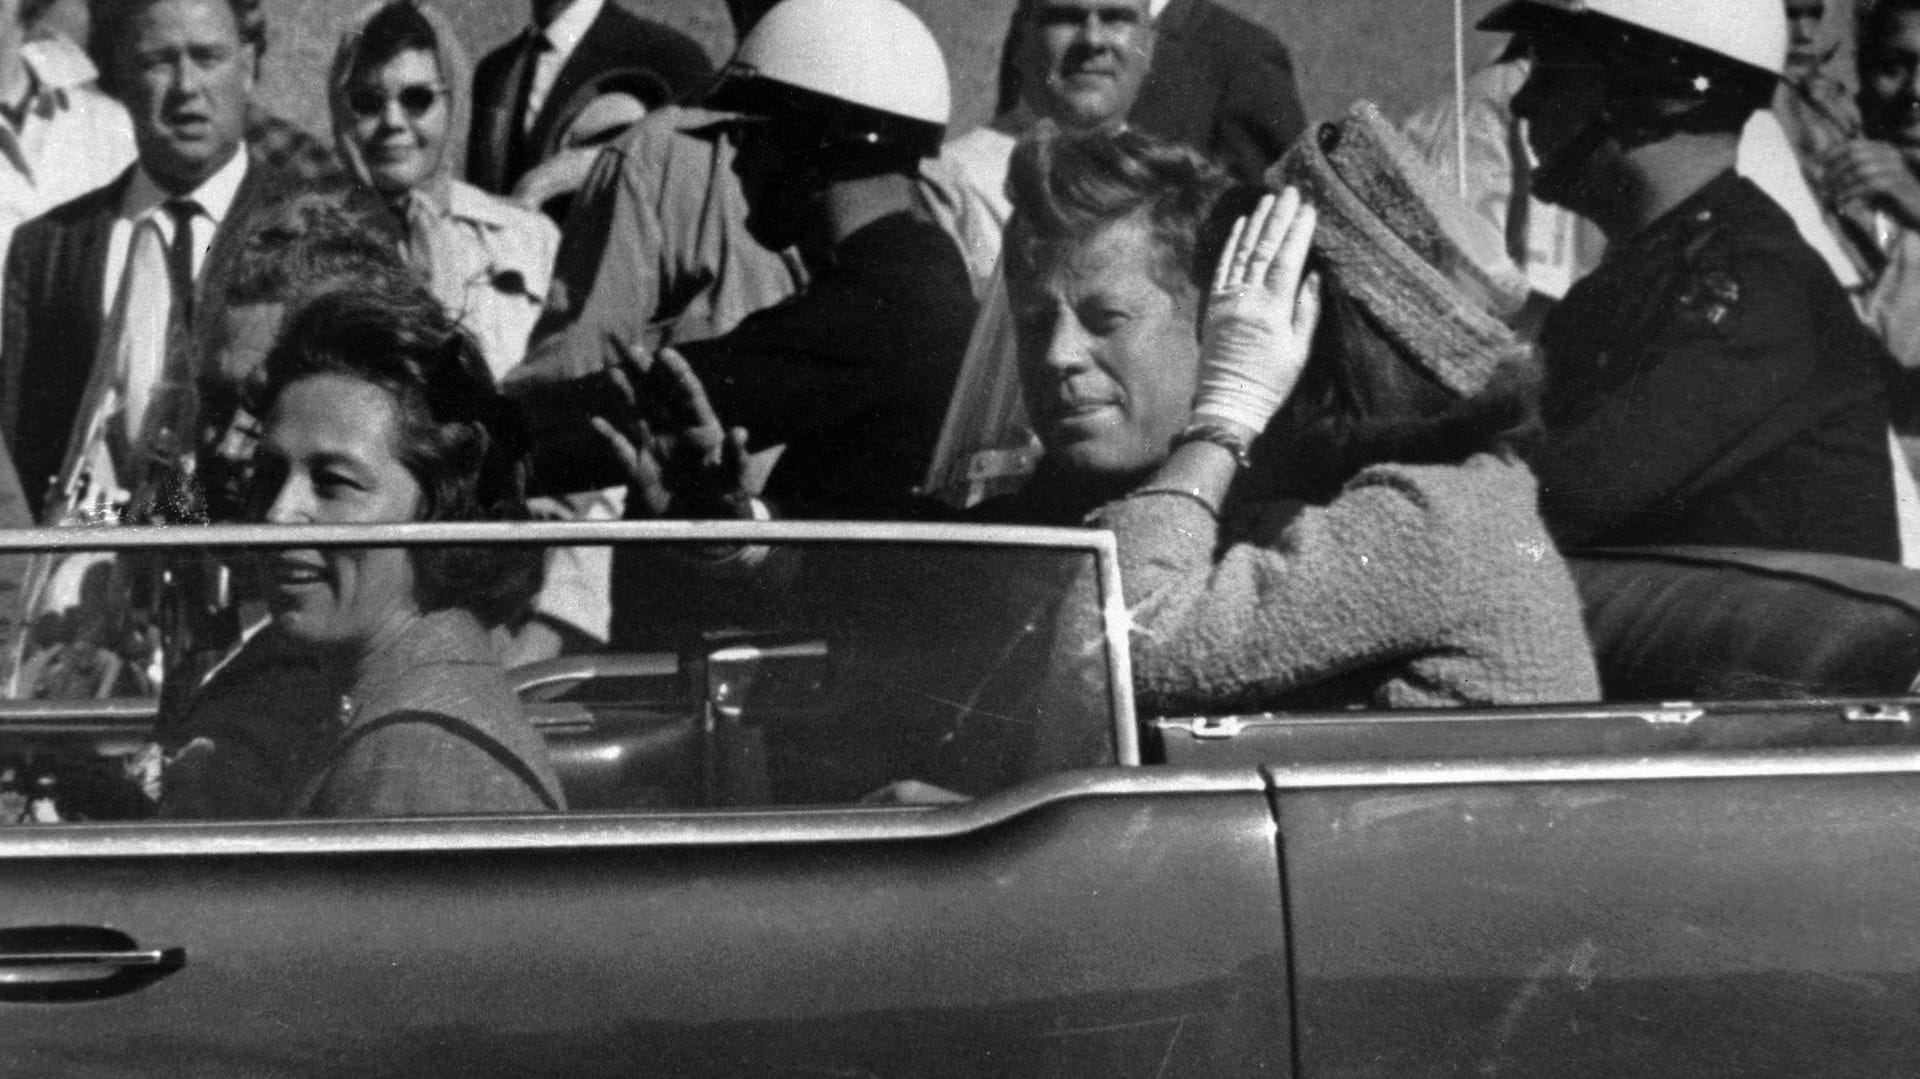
[528,5,622,156]
[70,168,133,342]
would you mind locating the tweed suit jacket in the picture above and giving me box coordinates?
[466,2,712,198]
[0,154,296,519]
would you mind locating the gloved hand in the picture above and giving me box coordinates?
[1192,187,1321,435]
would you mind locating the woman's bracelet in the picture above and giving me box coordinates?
[1122,485,1221,519]
[1171,420,1255,468]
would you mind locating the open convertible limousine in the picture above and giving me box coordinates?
[1,520,1918,1077]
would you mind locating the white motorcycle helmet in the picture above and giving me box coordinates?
[1482,0,1785,80]
[710,0,951,161]
[1481,0,1784,193]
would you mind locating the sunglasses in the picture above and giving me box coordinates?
[345,83,446,119]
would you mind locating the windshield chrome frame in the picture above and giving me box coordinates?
[0,519,1140,767]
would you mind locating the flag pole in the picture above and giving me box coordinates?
[1454,0,1469,198]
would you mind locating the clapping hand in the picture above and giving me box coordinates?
[1194,186,1321,438]
[590,342,755,520]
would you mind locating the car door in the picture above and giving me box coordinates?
[0,522,1294,1079]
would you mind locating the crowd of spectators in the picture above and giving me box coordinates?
[0,0,1912,816]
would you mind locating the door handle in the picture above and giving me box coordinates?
[0,926,185,1002]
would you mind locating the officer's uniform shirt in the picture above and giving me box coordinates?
[1531,170,1900,561]
[673,209,979,520]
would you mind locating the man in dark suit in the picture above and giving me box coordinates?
[467,0,712,203]
[0,0,297,521]
[993,0,1306,184]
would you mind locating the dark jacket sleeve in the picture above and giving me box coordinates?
[0,222,35,451]
[1530,245,1867,548]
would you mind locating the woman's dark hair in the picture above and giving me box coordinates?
[1257,279,1542,504]
[348,1,439,80]
[251,284,543,628]
[1005,120,1248,302]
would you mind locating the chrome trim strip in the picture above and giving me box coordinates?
[0,768,1265,857]
[1264,745,1920,790]
[1089,529,1141,767]
[0,520,1110,552]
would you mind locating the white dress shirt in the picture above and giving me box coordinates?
[524,0,607,132]
[102,147,249,322]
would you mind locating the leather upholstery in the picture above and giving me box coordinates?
[1569,547,1920,700]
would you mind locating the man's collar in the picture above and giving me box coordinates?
[538,0,605,53]
[123,147,250,222]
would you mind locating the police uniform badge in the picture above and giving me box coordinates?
[1675,267,1742,331]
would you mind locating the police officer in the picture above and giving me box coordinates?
[1484,0,1900,560]
[599,0,977,521]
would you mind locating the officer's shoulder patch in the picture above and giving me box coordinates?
[1674,265,1742,331]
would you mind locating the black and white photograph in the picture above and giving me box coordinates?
[0,0,1914,1074]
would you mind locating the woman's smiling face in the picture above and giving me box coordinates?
[345,47,447,194]
[254,373,425,653]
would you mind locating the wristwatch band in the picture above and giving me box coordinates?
[1172,421,1254,468]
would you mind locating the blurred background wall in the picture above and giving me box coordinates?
[254,0,1520,170]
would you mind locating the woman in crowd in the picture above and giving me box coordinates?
[1004,118,1600,712]
[328,0,557,378]
[162,283,562,817]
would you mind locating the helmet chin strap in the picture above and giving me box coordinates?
[1530,115,1614,207]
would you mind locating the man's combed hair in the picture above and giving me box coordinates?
[1005,121,1244,301]
[253,285,544,629]
[91,0,269,98]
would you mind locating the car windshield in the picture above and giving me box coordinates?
[0,521,1130,822]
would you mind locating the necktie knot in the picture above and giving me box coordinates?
[159,198,201,322]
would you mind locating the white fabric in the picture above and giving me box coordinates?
[1737,110,1861,289]
[524,0,606,132]
[102,149,248,322]
[108,215,172,443]
[1889,427,1920,569]
[0,36,135,278]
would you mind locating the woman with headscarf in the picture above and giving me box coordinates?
[329,0,558,378]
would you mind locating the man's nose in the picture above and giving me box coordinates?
[263,481,311,525]
[1079,12,1122,47]
[1043,313,1093,373]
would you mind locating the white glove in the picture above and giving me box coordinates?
[1192,188,1321,435]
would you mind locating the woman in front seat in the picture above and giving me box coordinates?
[163,283,563,817]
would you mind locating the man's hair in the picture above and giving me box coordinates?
[1004,121,1243,302]
[222,181,407,308]
[252,285,544,629]
[346,0,438,81]
[90,0,267,97]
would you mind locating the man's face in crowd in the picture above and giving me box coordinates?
[1862,10,1920,148]
[1012,214,1200,485]
[730,120,803,251]
[117,0,254,194]
[1785,0,1829,76]
[1017,0,1156,129]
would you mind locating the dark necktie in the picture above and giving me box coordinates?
[162,198,201,328]
[504,30,551,187]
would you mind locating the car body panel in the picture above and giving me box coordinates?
[0,773,1287,1078]
[1272,752,1920,1077]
